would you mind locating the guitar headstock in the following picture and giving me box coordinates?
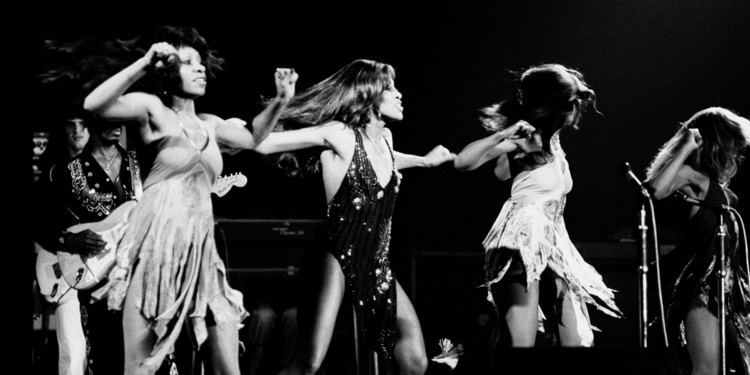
[212,172,248,197]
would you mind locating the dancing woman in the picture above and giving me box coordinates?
[253,59,455,374]
[81,25,297,375]
[646,107,750,375]
[454,64,622,350]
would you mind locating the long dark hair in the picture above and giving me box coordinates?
[480,64,597,162]
[646,107,750,184]
[268,59,396,176]
[39,25,224,107]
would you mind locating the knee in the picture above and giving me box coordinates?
[280,308,298,337]
[396,345,428,375]
[246,305,277,345]
[253,305,277,325]
[400,353,428,375]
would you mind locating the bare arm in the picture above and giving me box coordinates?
[381,128,455,169]
[254,121,346,155]
[454,120,534,171]
[215,68,298,150]
[394,147,456,170]
[83,42,175,122]
[647,129,702,199]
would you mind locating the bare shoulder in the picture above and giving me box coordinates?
[320,121,355,155]
[197,113,222,130]
[320,121,353,140]
[383,127,394,144]
[320,120,349,133]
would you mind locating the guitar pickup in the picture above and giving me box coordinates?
[52,263,63,279]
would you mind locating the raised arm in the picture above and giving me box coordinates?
[215,68,298,150]
[393,147,456,170]
[83,42,175,122]
[380,128,455,170]
[254,121,347,155]
[453,120,533,171]
[646,128,702,200]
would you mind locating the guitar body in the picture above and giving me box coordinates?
[35,242,74,303]
[57,200,137,290]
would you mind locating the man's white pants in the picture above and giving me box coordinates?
[54,289,86,375]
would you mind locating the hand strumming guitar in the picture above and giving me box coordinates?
[64,229,106,257]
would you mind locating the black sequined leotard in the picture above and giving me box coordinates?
[324,129,402,361]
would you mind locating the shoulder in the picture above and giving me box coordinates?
[198,112,222,123]
[320,120,350,133]
[383,127,393,143]
[319,121,355,142]
[318,121,356,155]
[50,155,82,183]
[197,113,222,131]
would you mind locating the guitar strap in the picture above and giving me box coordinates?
[127,150,143,201]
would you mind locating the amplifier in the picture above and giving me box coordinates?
[214,218,325,277]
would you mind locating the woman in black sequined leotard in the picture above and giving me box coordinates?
[325,129,400,361]
[646,107,750,375]
[255,59,455,375]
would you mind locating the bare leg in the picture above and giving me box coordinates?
[204,320,242,375]
[490,258,539,347]
[684,306,719,375]
[279,307,298,368]
[393,280,428,375]
[122,264,157,375]
[554,277,594,347]
[244,305,276,375]
[278,253,345,375]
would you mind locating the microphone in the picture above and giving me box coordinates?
[620,161,651,199]
[672,190,730,211]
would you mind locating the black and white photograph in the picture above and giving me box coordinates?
[26,1,750,374]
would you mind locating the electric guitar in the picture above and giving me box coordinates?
[54,200,138,290]
[212,172,247,197]
[35,242,74,303]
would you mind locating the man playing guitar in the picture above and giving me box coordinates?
[36,114,141,375]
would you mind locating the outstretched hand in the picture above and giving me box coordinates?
[275,68,298,102]
[424,145,456,167]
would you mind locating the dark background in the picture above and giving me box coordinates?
[25,0,750,372]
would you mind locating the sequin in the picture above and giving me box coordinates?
[352,196,363,210]
[324,129,399,360]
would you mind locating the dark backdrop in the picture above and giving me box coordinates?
[25,0,750,364]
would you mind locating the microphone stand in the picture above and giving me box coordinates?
[636,186,650,348]
[717,208,727,375]
[621,161,664,348]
